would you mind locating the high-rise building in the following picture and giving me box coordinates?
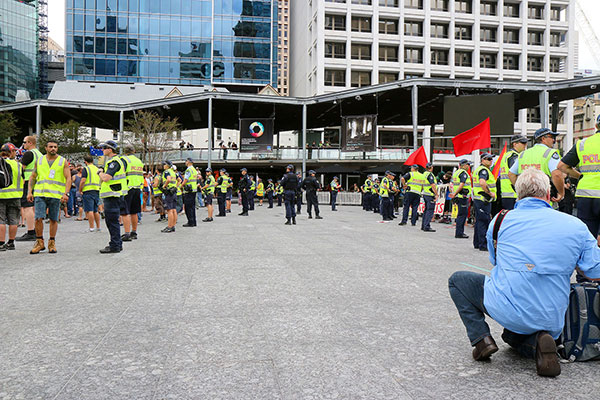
[277,0,289,95]
[0,0,40,103]
[290,0,575,148]
[65,0,279,90]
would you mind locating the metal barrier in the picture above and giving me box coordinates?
[306,192,361,206]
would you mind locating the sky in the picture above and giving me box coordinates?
[47,0,600,71]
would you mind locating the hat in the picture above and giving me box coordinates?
[333,176,338,179]
[308,169,316,175]
[390,172,397,177]
[99,140,118,151]
[510,134,528,144]
[534,128,558,141]
[411,164,418,169]
[205,167,212,172]
[163,160,173,167]
[240,167,247,172]
[220,168,227,172]
[268,178,273,182]
[286,164,294,170]
[459,159,470,165]
[425,162,433,168]
[1,143,16,152]
[186,157,193,162]
[384,170,391,175]
[481,153,494,160]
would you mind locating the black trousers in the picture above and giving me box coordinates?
[267,192,273,207]
[284,190,296,219]
[217,192,226,216]
[103,197,122,250]
[183,192,196,225]
[248,191,255,210]
[421,195,435,230]
[296,192,302,213]
[473,199,491,250]
[306,191,320,216]
[241,191,249,213]
[455,197,468,236]
[381,197,392,220]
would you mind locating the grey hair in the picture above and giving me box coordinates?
[516,168,550,200]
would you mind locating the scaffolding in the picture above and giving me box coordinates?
[37,0,49,98]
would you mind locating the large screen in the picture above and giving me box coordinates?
[443,93,515,136]
[239,118,274,152]
[341,115,377,151]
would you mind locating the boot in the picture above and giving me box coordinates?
[30,239,45,254]
[292,217,296,225]
[285,218,291,225]
[315,215,323,219]
[48,239,57,254]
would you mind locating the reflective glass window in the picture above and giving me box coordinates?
[129,16,138,33]
[106,37,116,53]
[105,59,116,75]
[170,19,181,37]
[118,16,128,32]
[95,37,106,53]
[96,14,106,31]
[180,19,191,36]
[107,16,116,32]
[149,18,159,34]
[96,0,106,10]
[139,16,148,34]
[85,14,95,30]
[159,40,169,56]
[118,60,129,75]
[129,0,138,12]
[73,36,83,52]
[74,13,84,30]
[118,0,127,11]
[74,0,84,8]
[85,0,94,7]
[96,59,106,75]
[107,0,117,11]
[117,38,127,54]
[171,0,181,14]
[139,0,150,12]
[160,0,170,13]
[149,0,159,13]
[84,36,94,52]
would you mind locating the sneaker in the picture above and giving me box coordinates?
[16,232,36,242]
[130,232,138,240]
[0,244,6,252]
[95,228,101,232]
[161,227,175,233]
[4,243,15,250]
[99,246,121,254]
[315,216,323,219]
[85,228,95,233]
[121,234,132,242]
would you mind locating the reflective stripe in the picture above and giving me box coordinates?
[501,192,517,199]
[36,189,64,196]
[100,191,123,198]
[128,171,144,176]
[579,138,587,152]
[543,148,553,158]
[579,165,600,173]
[575,189,600,198]
[36,179,67,187]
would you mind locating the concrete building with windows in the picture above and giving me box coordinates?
[290,0,575,155]
[276,0,290,95]
[65,0,279,91]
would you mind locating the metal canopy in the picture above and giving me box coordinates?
[3,76,600,135]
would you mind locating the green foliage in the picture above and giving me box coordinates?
[40,120,98,154]
[0,112,20,144]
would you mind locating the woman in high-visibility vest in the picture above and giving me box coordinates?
[256,178,264,206]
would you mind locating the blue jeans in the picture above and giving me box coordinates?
[421,195,435,229]
[196,191,204,207]
[331,191,338,210]
[68,187,77,215]
[455,197,468,236]
[473,199,491,249]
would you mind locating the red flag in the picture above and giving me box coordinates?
[492,142,507,179]
[404,146,429,167]
[452,118,491,157]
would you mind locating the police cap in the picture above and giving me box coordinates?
[308,170,316,175]
[240,167,247,172]
[99,140,119,151]
[205,167,212,172]
[425,162,433,168]
[510,134,528,144]
[534,128,558,141]
[459,159,470,165]
[163,160,173,167]
[286,164,294,171]
[481,153,494,160]
[411,164,419,169]
[186,157,193,163]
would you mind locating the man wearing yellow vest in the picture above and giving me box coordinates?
[0,143,23,251]
[558,114,600,246]
[79,154,101,233]
[508,128,564,203]
[17,135,42,242]
[201,167,216,222]
[98,140,127,253]
[161,160,179,233]
[451,159,472,239]
[217,168,232,217]
[120,145,144,240]
[472,153,497,251]
[152,167,166,222]
[421,162,438,232]
[181,157,198,227]
[379,171,394,221]
[27,140,71,254]
[498,135,528,210]
[399,165,422,226]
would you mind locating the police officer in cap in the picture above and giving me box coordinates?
[98,140,126,253]
[216,168,230,217]
[451,159,472,239]
[201,167,216,222]
[508,127,564,203]
[399,165,422,226]
[499,135,528,210]
[421,162,438,232]
[281,164,298,225]
[302,170,323,219]
[296,171,303,214]
[379,171,394,221]
[238,168,251,216]
[181,158,198,227]
[472,153,497,251]
[266,178,274,208]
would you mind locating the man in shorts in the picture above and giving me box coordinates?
[201,168,216,222]
[27,140,71,254]
[0,143,23,250]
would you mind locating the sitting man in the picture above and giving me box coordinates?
[448,167,600,377]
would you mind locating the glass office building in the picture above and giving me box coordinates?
[65,0,278,87]
[0,0,39,103]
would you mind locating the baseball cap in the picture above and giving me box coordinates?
[459,159,470,165]
[240,167,247,172]
[533,128,558,141]
[481,153,494,160]
[99,140,118,151]
[163,160,173,167]
[510,134,528,144]
[185,157,193,162]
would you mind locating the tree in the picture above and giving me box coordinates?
[40,120,98,154]
[0,112,20,144]
[123,110,180,171]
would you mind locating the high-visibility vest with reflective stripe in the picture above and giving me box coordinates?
[163,169,177,190]
[422,171,436,196]
[379,177,390,197]
[34,155,67,199]
[23,148,43,180]
[0,159,24,199]
[575,133,600,198]
[362,179,372,193]
[406,171,423,194]
[121,155,144,190]
[472,165,497,202]
[184,166,198,192]
[452,168,472,199]
[266,183,274,192]
[82,164,101,192]
[250,181,256,191]
[277,184,284,194]
[257,182,264,196]
[370,181,378,194]
[153,175,162,195]
[219,176,231,193]
[499,149,518,199]
[517,144,558,177]
[100,156,126,198]
[204,175,216,194]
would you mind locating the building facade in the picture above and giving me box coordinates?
[276,0,289,95]
[0,0,39,103]
[65,0,278,89]
[290,0,575,153]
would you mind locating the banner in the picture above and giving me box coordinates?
[341,115,377,151]
[240,118,274,152]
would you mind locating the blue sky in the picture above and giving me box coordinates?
[47,0,600,70]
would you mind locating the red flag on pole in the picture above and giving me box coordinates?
[404,146,429,168]
[452,118,491,157]
[492,142,507,179]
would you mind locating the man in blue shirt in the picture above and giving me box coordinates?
[448,168,600,377]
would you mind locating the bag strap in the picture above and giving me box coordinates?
[493,209,510,257]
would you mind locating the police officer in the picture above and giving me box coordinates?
[362,175,373,211]
[266,178,274,208]
[451,159,472,239]
[399,165,422,226]
[216,168,230,217]
[248,175,256,211]
[296,171,303,214]
[508,127,564,203]
[371,178,380,213]
[281,164,298,225]
[558,114,600,245]
[201,167,216,222]
[160,160,179,233]
[238,168,251,216]
[181,158,198,227]
[499,135,528,210]
[472,153,497,251]
[302,170,323,219]
[120,145,144,240]
[276,180,283,206]
[421,163,438,232]
[98,140,126,252]
[152,167,166,222]
[379,171,394,221]
[225,170,233,213]
[330,176,341,211]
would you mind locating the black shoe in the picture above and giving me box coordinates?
[130,232,138,240]
[182,223,194,227]
[332,209,337,211]
[315,215,323,219]
[121,234,132,242]
[4,242,15,250]
[239,212,249,216]
[216,214,226,217]
[535,332,561,377]
[226,210,231,213]
[161,227,175,233]
[292,217,296,225]
[422,228,436,232]
[202,218,213,222]
[455,234,469,239]
[0,244,5,252]
[285,219,291,225]
[398,222,407,226]
[479,247,488,252]
[268,206,273,208]
[156,217,164,222]
[308,215,313,219]
[99,246,121,254]
[15,232,36,242]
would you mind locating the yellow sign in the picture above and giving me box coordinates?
[451,203,458,219]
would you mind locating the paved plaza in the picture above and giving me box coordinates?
[0,205,597,399]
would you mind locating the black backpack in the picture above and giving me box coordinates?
[0,158,13,189]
